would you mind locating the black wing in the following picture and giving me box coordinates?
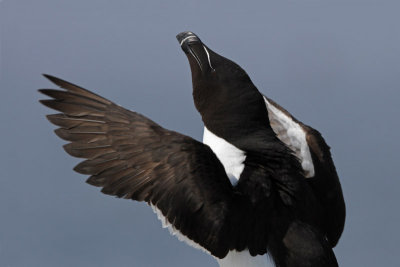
[303,127,345,247]
[39,75,234,258]
[263,96,345,247]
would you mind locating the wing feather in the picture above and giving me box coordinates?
[39,75,234,258]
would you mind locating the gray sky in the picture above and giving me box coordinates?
[1,0,399,266]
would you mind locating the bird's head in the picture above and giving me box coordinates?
[177,31,270,146]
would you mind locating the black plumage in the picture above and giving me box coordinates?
[39,31,345,267]
[264,97,345,247]
[40,75,233,257]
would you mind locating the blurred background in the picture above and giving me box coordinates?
[1,0,399,266]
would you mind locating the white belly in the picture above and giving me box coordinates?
[202,127,272,266]
[217,250,273,267]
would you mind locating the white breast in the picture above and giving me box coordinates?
[202,128,273,266]
[203,127,246,185]
[217,250,273,267]
[263,97,315,178]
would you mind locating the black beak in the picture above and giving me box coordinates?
[176,31,202,54]
[177,31,214,73]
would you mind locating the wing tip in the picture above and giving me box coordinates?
[38,88,47,95]
[42,73,82,91]
[42,74,61,85]
[40,74,113,105]
[38,88,63,98]
[39,99,56,109]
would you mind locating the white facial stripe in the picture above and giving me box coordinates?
[202,45,215,70]
[188,48,203,71]
[179,36,194,46]
[203,127,246,185]
[263,97,315,178]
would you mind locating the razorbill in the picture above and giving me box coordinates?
[39,31,345,267]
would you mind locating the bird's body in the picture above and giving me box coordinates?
[39,32,345,267]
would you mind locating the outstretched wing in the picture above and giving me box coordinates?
[39,75,234,258]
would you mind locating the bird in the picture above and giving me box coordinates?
[39,31,345,267]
